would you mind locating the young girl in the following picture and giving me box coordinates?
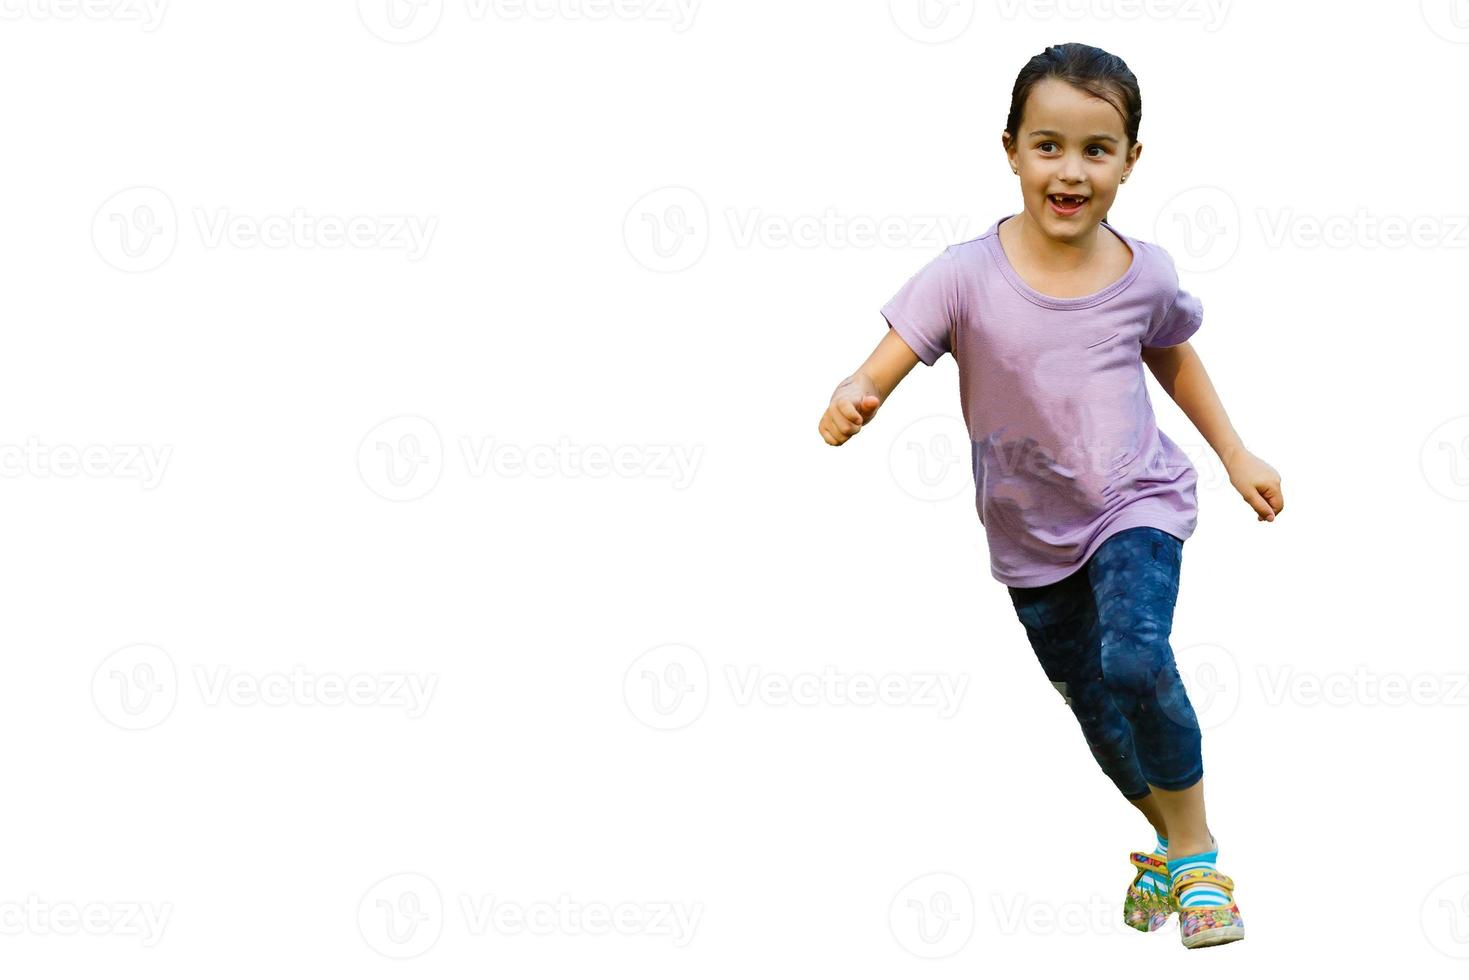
[818,43,1282,950]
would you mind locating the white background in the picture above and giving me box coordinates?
[3,0,1468,975]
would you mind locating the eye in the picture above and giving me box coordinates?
[1087,145,1108,157]
[1038,141,1056,152]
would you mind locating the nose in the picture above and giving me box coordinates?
[1058,151,1086,183]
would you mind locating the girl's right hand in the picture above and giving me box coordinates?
[819,388,882,446]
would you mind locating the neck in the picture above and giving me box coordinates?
[1008,210,1104,271]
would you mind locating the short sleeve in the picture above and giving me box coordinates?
[881,247,959,366]
[1144,281,1203,349]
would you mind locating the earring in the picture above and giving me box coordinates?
[1121,175,1129,183]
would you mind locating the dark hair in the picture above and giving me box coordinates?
[1003,43,1141,152]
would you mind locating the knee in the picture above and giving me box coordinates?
[1098,622,1170,711]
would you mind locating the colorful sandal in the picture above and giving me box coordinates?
[1169,868,1246,948]
[1123,851,1176,933]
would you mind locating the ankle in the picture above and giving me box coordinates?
[1167,834,1217,858]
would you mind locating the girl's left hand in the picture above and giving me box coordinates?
[1226,449,1283,522]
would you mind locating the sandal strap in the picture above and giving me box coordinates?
[1169,868,1234,899]
[1129,851,1169,874]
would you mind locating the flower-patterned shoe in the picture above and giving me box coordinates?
[1123,851,1177,932]
[1169,867,1246,948]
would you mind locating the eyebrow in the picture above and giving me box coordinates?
[1028,129,1120,144]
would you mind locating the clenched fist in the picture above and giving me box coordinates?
[820,375,883,446]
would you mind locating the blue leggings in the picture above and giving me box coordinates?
[1006,526,1203,798]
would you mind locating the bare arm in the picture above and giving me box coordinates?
[818,326,922,446]
[1141,340,1284,521]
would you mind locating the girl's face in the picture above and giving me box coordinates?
[1003,77,1141,241]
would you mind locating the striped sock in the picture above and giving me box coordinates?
[1167,848,1229,908]
[1137,832,1170,894]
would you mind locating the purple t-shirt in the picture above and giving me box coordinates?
[881,214,1203,588]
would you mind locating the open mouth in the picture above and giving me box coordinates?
[1049,194,1088,215]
